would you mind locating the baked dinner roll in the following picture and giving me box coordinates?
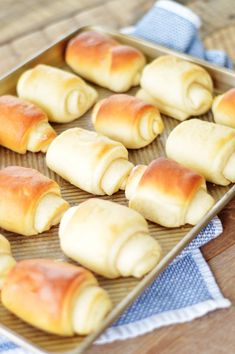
[212,88,235,128]
[1,259,112,335]
[166,119,235,185]
[125,158,214,227]
[92,94,164,149]
[0,166,69,236]
[59,199,161,278]
[65,31,146,92]
[17,64,97,123]
[0,234,16,289]
[46,128,134,195]
[137,55,213,120]
[0,95,56,154]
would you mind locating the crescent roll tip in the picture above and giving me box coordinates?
[65,31,146,92]
[0,95,56,154]
[59,199,162,279]
[17,64,98,123]
[92,94,164,149]
[166,119,235,186]
[46,128,134,195]
[0,166,69,236]
[139,55,213,120]
[1,259,112,336]
[126,157,214,227]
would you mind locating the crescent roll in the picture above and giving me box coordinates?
[125,158,214,227]
[17,64,97,123]
[0,95,56,154]
[137,55,213,120]
[0,166,69,236]
[166,119,235,185]
[65,31,146,92]
[1,259,112,336]
[92,94,164,149]
[0,234,16,289]
[59,199,161,278]
[46,128,134,195]
[212,88,235,128]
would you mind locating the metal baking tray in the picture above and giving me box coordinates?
[1,25,235,354]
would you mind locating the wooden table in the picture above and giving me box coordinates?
[0,1,234,353]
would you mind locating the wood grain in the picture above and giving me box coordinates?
[202,199,235,261]
[0,0,155,76]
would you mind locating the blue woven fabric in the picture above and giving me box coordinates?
[0,342,18,352]
[131,0,233,68]
[114,254,212,325]
[134,7,198,53]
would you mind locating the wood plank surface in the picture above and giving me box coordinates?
[0,1,234,353]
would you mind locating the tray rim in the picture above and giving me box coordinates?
[1,25,235,354]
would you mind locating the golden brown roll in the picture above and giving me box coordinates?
[137,55,213,120]
[59,198,161,278]
[0,234,16,289]
[46,128,134,195]
[17,64,97,123]
[1,259,112,336]
[0,95,56,154]
[212,88,235,128]
[0,166,69,236]
[65,31,146,92]
[125,158,214,227]
[166,119,235,185]
[92,94,164,149]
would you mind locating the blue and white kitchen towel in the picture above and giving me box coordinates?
[0,0,232,352]
[123,0,233,69]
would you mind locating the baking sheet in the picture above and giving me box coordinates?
[1,26,235,354]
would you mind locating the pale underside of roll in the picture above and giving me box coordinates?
[166,119,235,186]
[65,30,146,92]
[59,198,162,278]
[92,94,164,149]
[0,234,16,290]
[212,88,235,128]
[137,55,213,121]
[0,95,56,154]
[17,64,98,123]
[0,166,69,236]
[1,259,112,336]
[125,158,215,227]
[46,128,134,195]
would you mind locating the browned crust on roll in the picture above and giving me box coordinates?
[110,45,145,71]
[0,166,60,235]
[1,259,96,335]
[0,95,55,153]
[138,157,204,202]
[216,88,235,116]
[66,31,117,64]
[95,94,158,126]
[66,31,145,73]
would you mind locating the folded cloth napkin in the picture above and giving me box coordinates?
[0,1,232,352]
[122,0,233,69]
